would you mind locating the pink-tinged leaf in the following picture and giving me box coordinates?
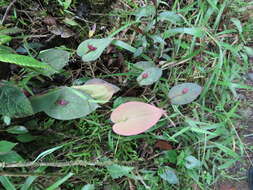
[85,78,120,94]
[111,101,165,136]
[72,79,120,104]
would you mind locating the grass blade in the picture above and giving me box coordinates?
[0,176,16,190]
[46,172,74,190]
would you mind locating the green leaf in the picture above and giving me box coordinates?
[30,89,61,114]
[168,83,202,105]
[81,184,95,190]
[21,167,47,190]
[0,84,34,118]
[16,134,36,143]
[0,151,24,163]
[46,173,74,190]
[31,87,99,120]
[244,46,253,57]
[134,61,155,71]
[0,54,48,68]
[33,145,63,162]
[72,79,119,104]
[0,35,12,45]
[0,45,15,54]
[134,5,156,20]
[185,155,201,169]
[38,48,70,76]
[158,167,179,184]
[0,176,16,190]
[0,27,23,35]
[7,126,29,134]
[158,11,182,24]
[164,27,204,38]
[77,38,113,62]
[106,164,134,179]
[137,67,162,86]
[3,116,11,125]
[0,141,17,153]
[231,18,243,34]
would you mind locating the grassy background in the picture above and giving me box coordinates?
[1,0,253,189]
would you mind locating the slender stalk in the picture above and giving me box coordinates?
[0,160,138,168]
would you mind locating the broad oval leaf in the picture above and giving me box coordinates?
[137,67,162,86]
[7,126,28,134]
[31,87,99,120]
[158,166,179,184]
[77,38,113,62]
[158,11,182,24]
[244,46,253,57]
[73,79,120,104]
[82,184,95,190]
[185,155,201,169]
[111,101,164,136]
[30,89,61,114]
[0,141,17,153]
[0,84,33,117]
[168,83,202,105]
[72,84,112,104]
[38,48,70,76]
[85,78,120,94]
[134,61,155,71]
[0,54,48,68]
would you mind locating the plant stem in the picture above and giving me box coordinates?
[0,160,139,168]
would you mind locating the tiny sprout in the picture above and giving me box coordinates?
[88,44,97,51]
[142,73,149,79]
[56,99,69,106]
[182,88,189,94]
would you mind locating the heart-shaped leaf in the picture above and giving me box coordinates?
[111,101,164,136]
[77,38,113,62]
[0,83,33,118]
[137,67,162,86]
[72,79,120,104]
[30,87,99,120]
[168,83,202,105]
[38,48,70,76]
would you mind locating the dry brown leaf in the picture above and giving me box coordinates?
[154,140,173,150]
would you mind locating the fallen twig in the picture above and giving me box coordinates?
[1,0,18,25]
